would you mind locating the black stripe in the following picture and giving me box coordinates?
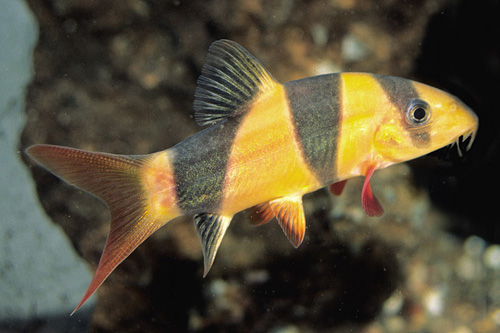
[285,74,342,185]
[171,119,240,213]
[373,74,420,110]
[373,74,430,148]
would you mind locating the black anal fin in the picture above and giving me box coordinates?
[194,39,278,126]
[268,196,306,248]
[194,213,233,276]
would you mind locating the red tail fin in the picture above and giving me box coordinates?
[26,144,169,314]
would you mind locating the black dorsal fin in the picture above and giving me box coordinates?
[194,39,278,126]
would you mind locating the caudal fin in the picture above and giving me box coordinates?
[26,144,171,314]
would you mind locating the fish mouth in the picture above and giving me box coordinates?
[448,129,477,157]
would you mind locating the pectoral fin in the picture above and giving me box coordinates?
[268,195,306,248]
[361,165,384,217]
[194,213,232,277]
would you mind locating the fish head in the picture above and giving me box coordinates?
[373,80,478,164]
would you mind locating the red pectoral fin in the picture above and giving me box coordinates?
[361,166,384,217]
[329,180,348,196]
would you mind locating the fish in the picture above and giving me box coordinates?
[26,39,478,313]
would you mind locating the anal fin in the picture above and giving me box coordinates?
[269,196,306,248]
[194,213,232,277]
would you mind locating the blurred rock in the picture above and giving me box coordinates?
[0,0,93,329]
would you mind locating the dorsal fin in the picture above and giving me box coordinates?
[193,39,278,126]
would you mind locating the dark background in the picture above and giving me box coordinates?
[21,0,500,331]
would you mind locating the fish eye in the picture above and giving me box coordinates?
[406,99,431,125]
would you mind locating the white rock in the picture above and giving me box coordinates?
[483,244,500,270]
[0,0,93,321]
[341,33,369,62]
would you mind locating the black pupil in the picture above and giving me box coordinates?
[413,107,426,121]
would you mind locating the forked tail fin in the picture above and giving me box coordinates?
[26,144,172,314]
